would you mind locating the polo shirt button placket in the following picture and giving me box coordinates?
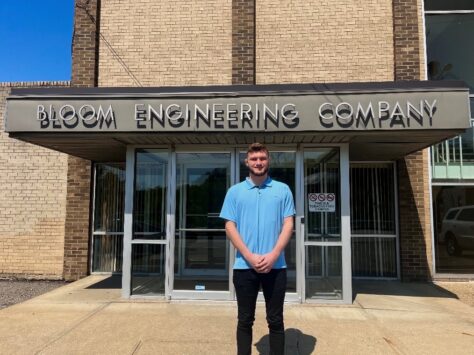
[257,187,260,250]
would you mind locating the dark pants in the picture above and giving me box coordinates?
[233,268,287,355]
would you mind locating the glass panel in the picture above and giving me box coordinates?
[470,97,474,119]
[92,163,125,273]
[426,14,474,91]
[425,0,474,11]
[131,244,165,295]
[433,186,474,274]
[350,163,395,235]
[432,128,474,179]
[92,235,123,272]
[93,163,125,233]
[304,149,341,242]
[133,150,168,240]
[174,153,230,291]
[460,128,474,162]
[239,151,297,292]
[351,237,397,277]
[305,246,342,300]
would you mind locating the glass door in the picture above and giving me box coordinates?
[124,149,169,297]
[172,152,231,298]
[300,146,351,303]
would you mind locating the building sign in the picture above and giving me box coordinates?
[5,83,471,133]
[308,193,336,212]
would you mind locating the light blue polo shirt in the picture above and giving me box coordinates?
[220,177,295,269]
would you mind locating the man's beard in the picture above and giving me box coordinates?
[249,165,268,177]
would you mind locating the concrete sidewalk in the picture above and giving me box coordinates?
[0,276,473,355]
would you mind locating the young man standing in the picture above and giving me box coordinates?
[220,143,295,355]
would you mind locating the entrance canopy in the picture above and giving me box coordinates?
[5,81,471,161]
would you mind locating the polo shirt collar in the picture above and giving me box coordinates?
[245,176,273,189]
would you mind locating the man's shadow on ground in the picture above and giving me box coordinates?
[255,328,316,354]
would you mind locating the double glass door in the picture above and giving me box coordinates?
[123,146,351,303]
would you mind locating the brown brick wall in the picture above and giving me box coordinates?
[97,0,232,87]
[0,82,69,279]
[393,0,433,280]
[62,0,99,281]
[397,150,433,281]
[256,0,394,84]
[72,0,100,87]
[393,0,423,81]
[232,0,255,84]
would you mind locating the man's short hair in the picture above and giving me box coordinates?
[247,142,269,156]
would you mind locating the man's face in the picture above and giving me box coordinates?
[246,150,270,177]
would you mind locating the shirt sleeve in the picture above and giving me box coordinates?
[283,186,296,218]
[219,187,237,222]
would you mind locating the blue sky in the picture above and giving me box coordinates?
[0,0,74,82]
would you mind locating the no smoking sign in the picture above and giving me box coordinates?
[308,193,336,212]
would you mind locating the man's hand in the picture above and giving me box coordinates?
[246,253,264,271]
[255,251,279,273]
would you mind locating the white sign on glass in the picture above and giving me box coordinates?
[308,193,336,212]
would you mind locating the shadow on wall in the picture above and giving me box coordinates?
[255,328,316,355]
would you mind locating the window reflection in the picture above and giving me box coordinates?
[131,244,166,295]
[174,153,230,292]
[133,150,168,240]
[305,246,342,300]
[433,186,474,273]
[426,13,474,91]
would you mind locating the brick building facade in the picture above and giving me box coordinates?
[0,82,69,279]
[1,0,472,301]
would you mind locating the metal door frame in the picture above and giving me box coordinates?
[297,144,352,304]
[171,150,234,300]
[122,143,351,304]
[122,145,172,298]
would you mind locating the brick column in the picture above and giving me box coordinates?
[397,150,433,281]
[72,0,100,87]
[63,0,100,281]
[232,0,255,84]
[393,0,433,280]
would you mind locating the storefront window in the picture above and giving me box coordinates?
[350,163,397,278]
[427,0,474,180]
[92,163,125,273]
[432,186,474,274]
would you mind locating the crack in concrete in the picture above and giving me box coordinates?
[356,300,410,355]
[34,302,111,355]
[383,336,404,355]
[130,339,143,355]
